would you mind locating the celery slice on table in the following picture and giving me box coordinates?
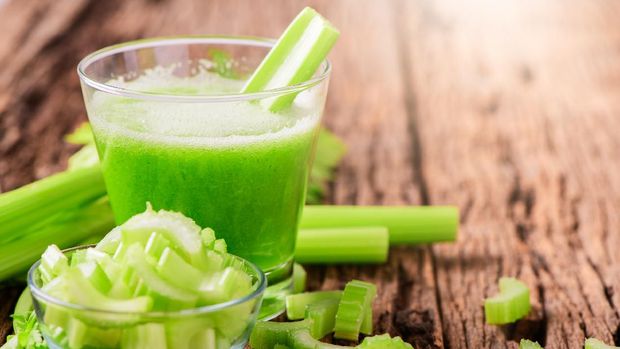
[358,333,413,349]
[585,338,619,349]
[242,7,340,112]
[334,280,377,341]
[520,339,544,349]
[289,329,347,348]
[306,299,339,339]
[0,166,106,241]
[293,263,307,294]
[300,206,458,244]
[484,277,531,325]
[296,227,389,264]
[286,290,342,320]
[249,319,311,349]
[360,304,373,335]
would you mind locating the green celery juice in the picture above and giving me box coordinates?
[88,69,320,271]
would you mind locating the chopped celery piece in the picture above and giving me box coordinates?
[77,261,112,294]
[286,290,342,320]
[199,267,252,304]
[334,280,377,341]
[39,245,69,284]
[520,339,544,349]
[121,323,167,349]
[585,338,619,349]
[213,239,227,253]
[242,7,340,112]
[96,227,121,254]
[296,227,389,264]
[201,228,216,249]
[358,334,413,349]
[360,305,373,335]
[293,263,307,294]
[156,247,203,290]
[249,319,311,349]
[300,206,459,244]
[120,205,205,267]
[145,232,172,259]
[125,244,198,310]
[289,329,345,348]
[85,248,120,280]
[306,299,339,339]
[484,277,530,325]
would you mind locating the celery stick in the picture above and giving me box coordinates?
[585,338,619,349]
[156,247,203,290]
[286,291,342,320]
[40,245,69,284]
[296,227,388,264]
[306,299,339,339]
[520,339,544,349]
[334,280,376,341]
[293,263,307,294]
[0,166,106,241]
[300,206,458,244]
[121,323,167,349]
[358,334,413,349]
[360,305,373,335]
[242,7,339,112]
[485,277,531,325]
[249,319,311,349]
[77,261,112,294]
[0,199,114,281]
[289,329,345,348]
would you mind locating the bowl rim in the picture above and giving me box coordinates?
[77,35,332,103]
[27,244,267,319]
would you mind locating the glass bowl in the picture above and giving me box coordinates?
[28,245,266,349]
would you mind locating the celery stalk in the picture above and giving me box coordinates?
[249,319,311,349]
[242,7,339,112]
[585,338,619,349]
[300,206,458,244]
[296,227,389,264]
[484,277,531,325]
[306,299,339,339]
[334,280,376,341]
[0,166,106,241]
[520,339,544,349]
[358,334,413,349]
[286,291,342,320]
[293,263,307,294]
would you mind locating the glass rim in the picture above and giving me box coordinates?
[77,35,332,103]
[27,244,267,319]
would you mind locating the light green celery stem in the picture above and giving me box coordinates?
[520,339,544,349]
[293,263,307,294]
[0,166,106,241]
[0,199,114,281]
[300,206,458,244]
[585,338,619,349]
[242,7,340,112]
[295,227,389,264]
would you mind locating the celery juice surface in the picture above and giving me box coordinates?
[88,70,321,272]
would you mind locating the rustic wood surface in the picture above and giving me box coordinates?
[1,0,620,348]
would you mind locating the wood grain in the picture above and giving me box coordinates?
[1,0,619,348]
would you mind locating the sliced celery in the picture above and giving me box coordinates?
[358,334,413,349]
[200,228,216,249]
[121,323,167,349]
[288,329,345,348]
[296,227,389,264]
[213,239,227,254]
[39,245,69,284]
[484,277,530,325]
[334,280,377,341]
[300,206,458,244]
[293,263,307,294]
[249,319,311,349]
[360,305,373,335]
[242,7,340,112]
[156,247,203,291]
[585,338,619,349]
[77,261,112,294]
[145,232,172,259]
[199,267,252,304]
[306,299,339,339]
[286,290,342,320]
[520,339,544,349]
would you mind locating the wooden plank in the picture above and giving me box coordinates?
[398,0,620,347]
[0,0,442,347]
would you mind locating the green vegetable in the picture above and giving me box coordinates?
[520,339,544,349]
[484,277,531,325]
[288,329,345,348]
[249,319,311,349]
[0,311,46,349]
[241,7,340,112]
[358,334,413,349]
[306,299,339,339]
[585,338,619,349]
[300,206,458,244]
[296,227,389,264]
[286,291,342,320]
[293,263,307,294]
[334,280,376,341]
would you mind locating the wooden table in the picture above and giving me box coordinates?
[1,0,620,348]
